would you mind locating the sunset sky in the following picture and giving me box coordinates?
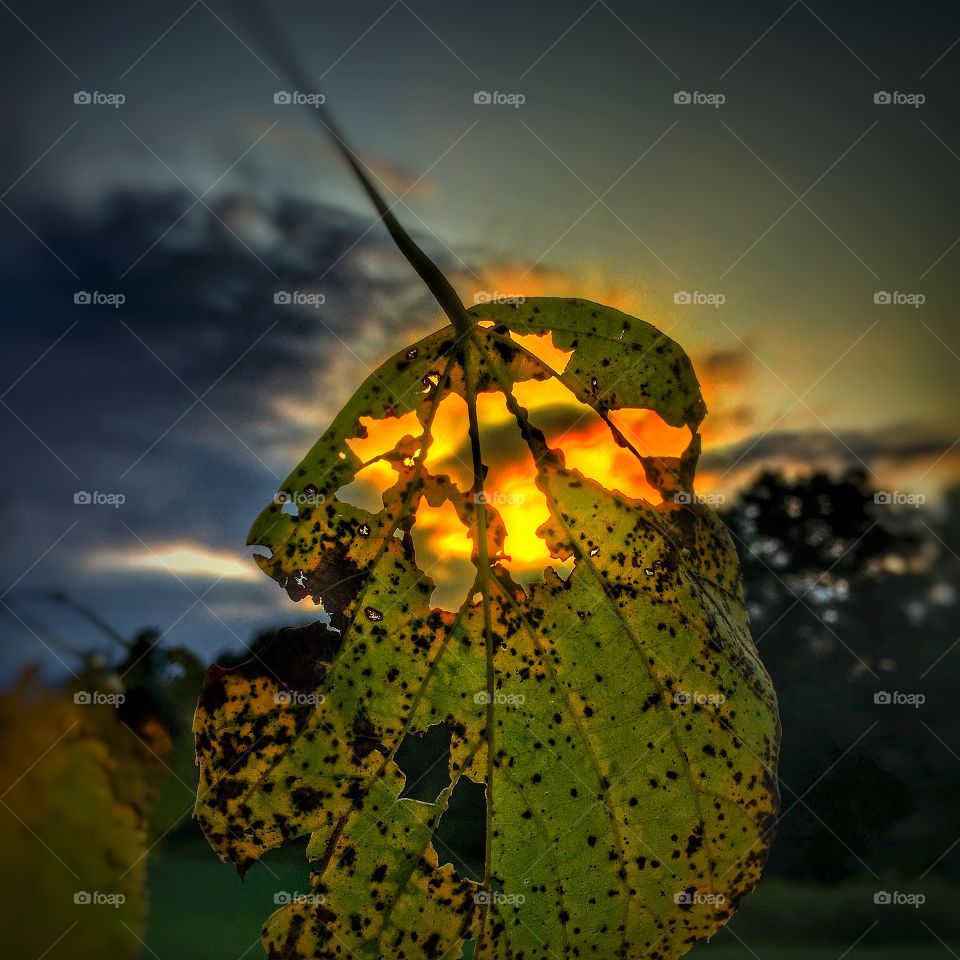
[1,0,958,673]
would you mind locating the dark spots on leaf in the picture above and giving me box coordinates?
[199,620,336,714]
[686,827,704,857]
[350,713,381,763]
[291,786,324,814]
[195,301,778,959]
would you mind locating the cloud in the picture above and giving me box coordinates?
[85,542,259,581]
[2,183,952,674]
[245,119,439,202]
[1,184,599,668]
[700,422,958,477]
[0,187,466,667]
[695,345,753,387]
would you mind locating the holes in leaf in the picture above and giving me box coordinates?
[606,408,690,461]
[359,349,695,599]
[511,331,574,375]
[558,421,659,501]
[422,393,474,490]
[511,379,691,503]
[433,775,486,881]
[411,500,474,612]
[335,459,396,512]
[345,410,422,462]
[474,392,555,578]
[394,723,451,803]
[416,390,563,586]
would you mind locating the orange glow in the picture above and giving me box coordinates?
[412,499,476,611]
[345,411,422,462]
[327,261,742,589]
[607,408,691,460]
[470,264,653,321]
[422,394,474,490]
[336,459,397,512]
[414,499,473,562]
[336,373,708,580]
[511,332,574,373]
[470,392,555,572]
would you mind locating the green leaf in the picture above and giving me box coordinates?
[194,298,779,960]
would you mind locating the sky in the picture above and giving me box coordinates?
[1,0,958,675]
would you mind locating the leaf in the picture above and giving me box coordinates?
[194,297,779,960]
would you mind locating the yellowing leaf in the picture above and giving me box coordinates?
[195,298,779,960]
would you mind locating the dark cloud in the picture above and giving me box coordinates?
[701,422,956,476]
[0,187,467,672]
[695,345,753,386]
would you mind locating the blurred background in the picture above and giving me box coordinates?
[0,0,958,957]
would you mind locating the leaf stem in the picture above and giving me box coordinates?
[244,0,496,925]
[240,0,472,337]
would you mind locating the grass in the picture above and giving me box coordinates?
[145,846,956,960]
[146,844,306,958]
[698,952,947,959]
